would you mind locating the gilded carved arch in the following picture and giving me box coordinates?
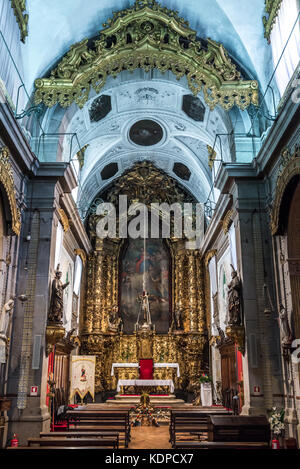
[0,146,21,236]
[34,0,258,111]
[270,145,300,235]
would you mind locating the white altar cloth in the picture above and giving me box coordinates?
[111,362,180,377]
[117,379,174,393]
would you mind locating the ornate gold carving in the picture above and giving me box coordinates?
[58,208,70,232]
[204,249,217,268]
[10,0,28,43]
[34,0,258,110]
[0,146,21,235]
[45,324,65,357]
[76,144,89,169]
[270,145,300,235]
[81,161,208,393]
[262,0,283,41]
[221,209,234,234]
[225,325,245,354]
[207,145,217,170]
[74,248,87,265]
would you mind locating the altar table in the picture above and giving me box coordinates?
[117,379,175,394]
[111,362,180,377]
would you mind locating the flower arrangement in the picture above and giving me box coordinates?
[199,373,212,384]
[268,407,285,436]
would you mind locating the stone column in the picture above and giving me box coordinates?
[233,180,281,415]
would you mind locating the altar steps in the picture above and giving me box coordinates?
[105,394,186,407]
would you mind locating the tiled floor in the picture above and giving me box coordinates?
[129,425,172,449]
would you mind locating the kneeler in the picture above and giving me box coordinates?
[139,359,154,379]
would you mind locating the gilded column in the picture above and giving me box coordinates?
[176,253,188,330]
[112,252,118,308]
[187,251,197,332]
[93,252,104,333]
[105,254,113,330]
[85,253,95,333]
[196,253,206,333]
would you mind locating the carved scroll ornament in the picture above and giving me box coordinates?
[0,146,21,235]
[34,0,258,111]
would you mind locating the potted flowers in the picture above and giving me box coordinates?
[269,407,285,446]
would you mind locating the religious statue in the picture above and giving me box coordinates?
[107,305,122,333]
[48,264,69,325]
[0,299,14,364]
[227,266,242,326]
[279,303,293,346]
[135,291,153,331]
[0,298,14,338]
[173,305,184,331]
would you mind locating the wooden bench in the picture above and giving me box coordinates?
[27,437,118,449]
[66,410,130,447]
[170,409,232,447]
[174,441,270,449]
[8,447,114,450]
[40,431,120,449]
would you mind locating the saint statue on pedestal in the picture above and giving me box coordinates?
[107,305,123,333]
[48,264,69,325]
[0,299,14,364]
[227,265,242,326]
[279,303,293,346]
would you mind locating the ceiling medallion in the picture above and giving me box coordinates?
[129,120,163,146]
[34,0,258,111]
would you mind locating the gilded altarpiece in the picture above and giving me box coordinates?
[80,162,207,393]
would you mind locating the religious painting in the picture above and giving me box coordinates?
[120,239,170,334]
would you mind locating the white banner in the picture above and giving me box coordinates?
[70,355,96,402]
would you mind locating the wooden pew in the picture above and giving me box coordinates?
[173,441,270,449]
[40,431,120,449]
[66,409,130,447]
[27,437,118,449]
[170,409,232,447]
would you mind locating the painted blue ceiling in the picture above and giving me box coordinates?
[22,0,272,95]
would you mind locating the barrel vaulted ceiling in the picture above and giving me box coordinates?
[20,0,273,215]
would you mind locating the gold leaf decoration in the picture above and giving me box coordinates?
[221,209,234,234]
[207,145,217,170]
[59,208,70,232]
[0,146,21,235]
[262,0,283,42]
[76,144,89,169]
[74,248,87,266]
[34,0,258,111]
[10,0,29,43]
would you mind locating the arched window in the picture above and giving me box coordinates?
[270,0,300,96]
[73,255,83,296]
